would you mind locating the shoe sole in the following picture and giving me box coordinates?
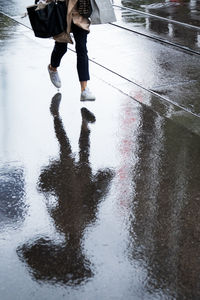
[80,97,96,101]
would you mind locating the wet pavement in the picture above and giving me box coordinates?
[1,1,200,299]
[112,4,200,53]
[116,0,200,27]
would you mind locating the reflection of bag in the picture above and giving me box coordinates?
[27,0,67,38]
[90,0,116,24]
[77,0,92,18]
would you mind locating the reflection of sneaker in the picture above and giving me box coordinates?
[80,87,95,101]
[81,108,96,123]
[50,93,62,116]
[48,65,61,88]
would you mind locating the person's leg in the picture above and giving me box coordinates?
[50,42,68,70]
[72,24,95,100]
[48,42,68,88]
[72,24,90,90]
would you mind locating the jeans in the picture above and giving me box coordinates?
[50,23,90,82]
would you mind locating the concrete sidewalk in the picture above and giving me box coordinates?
[7,3,200,122]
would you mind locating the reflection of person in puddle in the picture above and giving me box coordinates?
[17,93,113,286]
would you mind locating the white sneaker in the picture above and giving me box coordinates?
[80,87,96,101]
[48,65,61,88]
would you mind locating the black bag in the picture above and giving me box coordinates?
[27,0,67,38]
[77,0,92,18]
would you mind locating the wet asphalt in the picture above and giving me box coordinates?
[0,0,200,299]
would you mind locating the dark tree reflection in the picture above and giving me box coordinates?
[128,105,200,299]
[17,93,114,286]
